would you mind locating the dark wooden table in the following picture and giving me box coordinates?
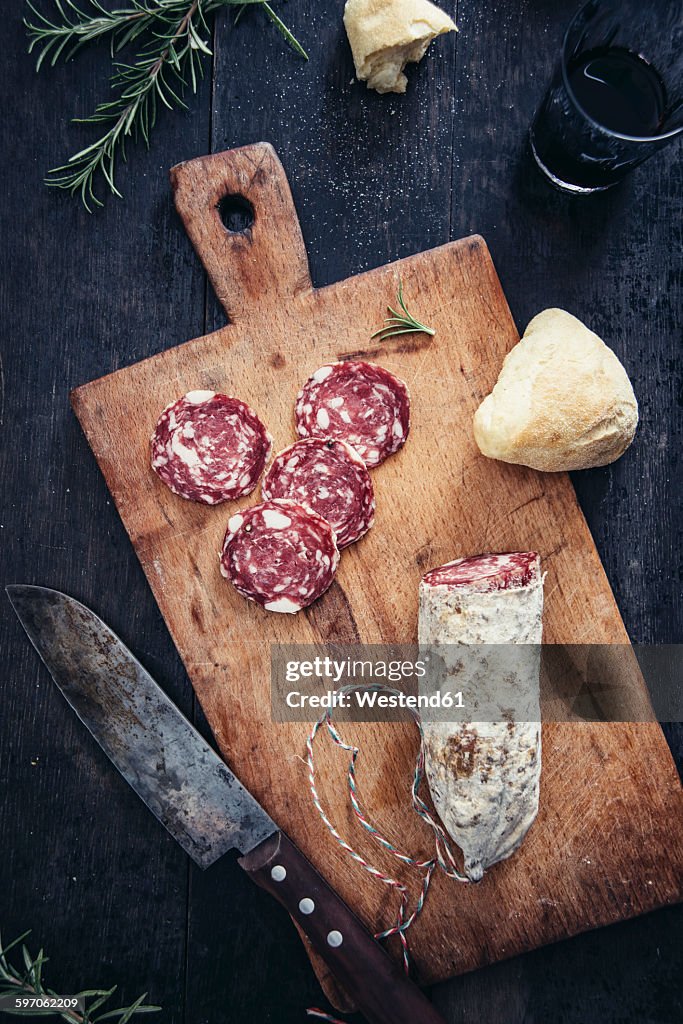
[1,2,681,1022]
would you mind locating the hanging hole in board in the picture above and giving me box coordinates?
[218,194,254,234]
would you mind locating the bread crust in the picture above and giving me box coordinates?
[473,308,639,472]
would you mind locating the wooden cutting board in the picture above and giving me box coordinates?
[71,143,683,998]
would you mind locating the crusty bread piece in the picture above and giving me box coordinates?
[343,0,457,94]
[473,309,638,472]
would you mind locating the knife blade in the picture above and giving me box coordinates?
[7,585,446,1024]
[6,583,275,867]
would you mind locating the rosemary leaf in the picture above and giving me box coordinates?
[261,2,307,59]
[21,945,34,980]
[371,279,436,341]
[98,993,151,1023]
[0,931,32,968]
[84,986,118,1016]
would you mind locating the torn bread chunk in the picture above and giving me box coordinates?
[473,309,639,472]
[344,0,457,94]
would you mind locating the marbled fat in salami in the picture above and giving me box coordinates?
[295,361,410,468]
[220,499,340,613]
[151,390,272,505]
[261,438,375,549]
[422,551,540,593]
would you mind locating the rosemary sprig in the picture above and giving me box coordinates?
[371,279,436,341]
[0,929,160,1022]
[24,1,307,210]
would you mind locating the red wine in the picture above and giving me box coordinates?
[567,47,666,137]
[530,42,672,192]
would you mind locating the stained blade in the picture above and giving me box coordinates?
[6,585,277,868]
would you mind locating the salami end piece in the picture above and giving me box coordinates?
[151,391,272,505]
[262,438,375,549]
[419,551,544,881]
[220,499,340,614]
[422,551,541,593]
[295,360,410,468]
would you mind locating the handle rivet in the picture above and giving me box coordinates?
[327,930,343,948]
[299,897,315,915]
[270,865,287,882]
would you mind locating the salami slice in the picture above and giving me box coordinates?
[422,551,539,593]
[295,361,410,468]
[261,438,375,549]
[151,390,272,505]
[419,551,543,881]
[220,499,340,613]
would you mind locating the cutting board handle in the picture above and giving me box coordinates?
[170,143,312,323]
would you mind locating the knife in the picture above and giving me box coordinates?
[7,585,446,1024]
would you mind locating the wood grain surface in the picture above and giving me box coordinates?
[2,2,682,1022]
[70,143,683,991]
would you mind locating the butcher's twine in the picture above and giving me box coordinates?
[304,683,469,1023]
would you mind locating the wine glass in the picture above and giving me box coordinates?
[529,0,683,194]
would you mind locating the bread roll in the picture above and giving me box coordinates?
[473,309,638,472]
[343,0,457,95]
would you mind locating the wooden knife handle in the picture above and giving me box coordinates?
[239,831,446,1024]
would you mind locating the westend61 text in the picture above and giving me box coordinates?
[284,689,465,710]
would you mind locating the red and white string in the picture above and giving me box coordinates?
[304,683,469,1022]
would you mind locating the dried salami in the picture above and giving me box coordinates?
[151,390,272,505]
[220,499,340,614]
[419,551,544,881]
[262,438,375,549]
[295,361,410,468]
[421,551,539,593]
